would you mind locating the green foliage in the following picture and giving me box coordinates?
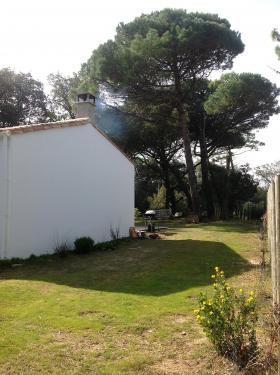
[148,186,166,209]
[195,268,258,368]
[135,208,142,219]
[83,9,245,216]
[255,161,280,189]
[0,259,13,269]
[174,190,188,214]
[89,9,244,89]
[93,239,119,251]
[48,73,78,119]
[210,164,258,218]
[272,28,280,61]
[147,185,188,213]
[241,201,265,221]
[0,68,51,127]
[74,237,95,254]
[228,165,258,205]
[204,73,280,137]
[48,72,97,120]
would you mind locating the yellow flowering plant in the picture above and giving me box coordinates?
[195,267,258,368]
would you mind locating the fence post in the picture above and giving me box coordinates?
[275,176,280,306]
[269,180,277,304]
[268,176,280,374]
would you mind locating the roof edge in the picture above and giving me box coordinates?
[0,118,89,135]
[0,117,134,167]
[88,120,135,167]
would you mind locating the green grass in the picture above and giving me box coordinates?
[0,221,263,374]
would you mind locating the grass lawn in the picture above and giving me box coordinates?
[0,221,267,374]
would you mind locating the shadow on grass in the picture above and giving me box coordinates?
[0,239,253,296]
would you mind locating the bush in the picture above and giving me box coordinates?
[135,208,142,219]
[94,240,118,251]
[0,259,12,268]
[54,241,70,258]
[74,237,95,254]
[194,267,258,368]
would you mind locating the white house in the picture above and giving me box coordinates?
[0,93,134,259]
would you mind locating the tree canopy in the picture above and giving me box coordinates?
[272,28,280,61]
[204,72,280,153]
[0,68,51,127]
[255,161,280,189]
[84,8,245,216]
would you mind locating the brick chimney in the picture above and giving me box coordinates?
[74,93,96,123]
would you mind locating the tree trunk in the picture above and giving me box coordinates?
[221,150,231,220]
[209,167,223,219]
[170,164,192,211]
[173,69,200,217]
[198,120,215,218]
[180,110,200,216]
[160,157,176,214]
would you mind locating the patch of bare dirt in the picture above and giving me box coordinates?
[151,354,237,375]
[249,258,261,266]
[51,331,104,353]
[152,358,191,374]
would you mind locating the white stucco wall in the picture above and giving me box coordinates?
[0,123,134,258]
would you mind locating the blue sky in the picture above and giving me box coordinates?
[1,0,280,167]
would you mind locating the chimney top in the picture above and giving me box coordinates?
[75,93,96,122]
[76,93,95,105]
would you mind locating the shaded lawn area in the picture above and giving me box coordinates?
[0,222,261,375]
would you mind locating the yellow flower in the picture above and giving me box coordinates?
[211,275,216,279]
[220,271,224,275]
[193,309,199,314]
[210,311,213,315]
[215,267,219,272]
[239,288,243,294]
[196,314,200,320]
[250,291,255,297]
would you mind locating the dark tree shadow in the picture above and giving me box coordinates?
[0,239,253,296]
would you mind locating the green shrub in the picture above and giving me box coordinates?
[0,259,12,268]
[194,267,258,368]
[148,186,166,209]
[135,208,142,219]
[94,240,119,251]
[74,237,95,254]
